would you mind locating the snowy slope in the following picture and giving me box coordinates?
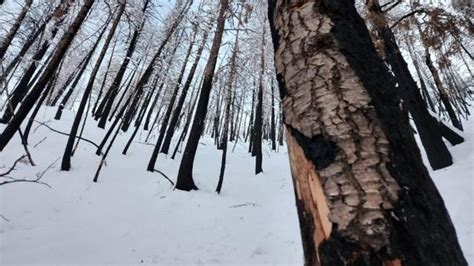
[0,107,472,265]
[0,108,303,265]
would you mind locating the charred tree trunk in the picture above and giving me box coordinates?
[122,4,189,133]
[0,0,33,59]
[148,27,196,158]
[425,49,463,131]
[161,26,210,154]
[0,0,95,151]
[252,25,265,174]
[366,0,454,170]
[54,22,108,120]
[93,35,119,114]
[61,1,125,171]
[96,0,150,128]
[216,25,240,194]
[270,78,277,151]
[268,1,466,265]
[174,0,228,191]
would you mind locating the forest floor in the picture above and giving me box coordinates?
[0,107,472,265]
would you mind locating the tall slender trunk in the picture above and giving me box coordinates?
[270,78,276,150]
[61,1,125,171]
[425,49,464,131]
[174,0,229,191]
[0,0,95,151]
[252,24,265,174]
[161,25,210,154]
[0,0,33,59]
[97,0,150,128]
[216,26,240,194]
[148,27,196,158]
[122,6,189,133]
[54,21,108,120]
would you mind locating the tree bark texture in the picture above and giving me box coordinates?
[268,1,466,265]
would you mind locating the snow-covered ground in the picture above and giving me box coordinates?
[0,107,472,265]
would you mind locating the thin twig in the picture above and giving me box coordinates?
[153,169,174,186]
[0,155,27,177]
[0,214,10,222]
[33,136,47,148]
[32,120,101,151]
[229,202,260,208]
[390,9,426,29]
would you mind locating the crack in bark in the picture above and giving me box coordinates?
[273,1,400,251]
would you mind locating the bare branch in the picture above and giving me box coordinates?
[0,155,27,177]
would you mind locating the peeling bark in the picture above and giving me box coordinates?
[269,1,466,265]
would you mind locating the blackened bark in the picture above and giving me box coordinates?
[270,79,276,151]
[252,26,265,174]
[97,0,150,128]
[0,0,95,151]
[149,27,196,157]
[425,49,464,131]
[54,23,107,120]
[367,0,453,170]
[0,18,49,85]
[0,0,33,59]
[61,2,125,171]
[174,0,228,191]
[269,1,466,265]
[161,27,210,154]
[122,6,189,132]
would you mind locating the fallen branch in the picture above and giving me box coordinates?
[0,214,10,222]
[0,155,27,177]
[229,202,260,208]
[0,157,58,188]
[33,120,101,151]
[33,136,47,148]
[153,169,174,186]
[390,9,426,29]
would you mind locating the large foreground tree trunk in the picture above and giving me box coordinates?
[268,1,466,265]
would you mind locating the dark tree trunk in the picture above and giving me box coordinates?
[161,26,210,154]
[54,22,107,120]
[247,85,255,151]
[174,0,229,191]
[143,34,183,131]
[96,0,150,128]
[0,0,33,59]
[252,26,265,174]
[366,0,454,170]
[148,27,195,158]
[92,35,119,114]
[269,1,466,265]
[122,7,188,133]
[171,80,200,160]
[216,26,240,194]
[0,18,49,86]
[0,0,95,151]
[425,49,464,131]
[61,2,125,171]
[270,79,276,151]
[0,1,73,123]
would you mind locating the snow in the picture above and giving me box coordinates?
[0,108,303,265]
[0,107,473,265]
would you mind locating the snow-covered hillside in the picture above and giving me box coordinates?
[0,107,472,264]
